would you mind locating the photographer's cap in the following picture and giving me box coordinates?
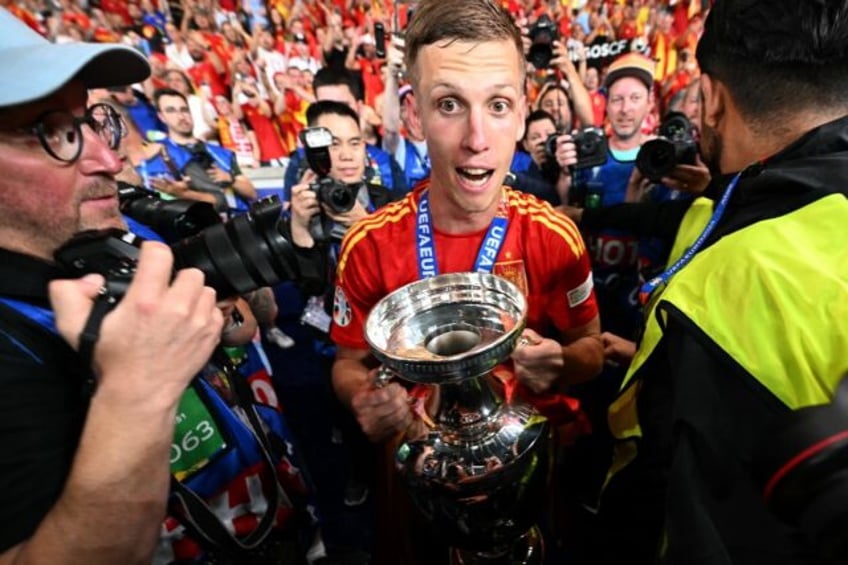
[0,8,150,108]
[604,52,655,90]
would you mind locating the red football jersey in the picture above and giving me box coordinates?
[331,183,597,349]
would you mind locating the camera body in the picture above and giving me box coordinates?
[374,21,386,58]
[546,126,609,170]
[309,176,358,215]
[300,126,361,241]
[185,143,226,187]
[527,14,559,69]
[636,111,698,182]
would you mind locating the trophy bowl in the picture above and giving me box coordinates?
[364,272,528,384]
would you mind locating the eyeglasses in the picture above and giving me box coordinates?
[30,103,126,163]
[161,106,192,115]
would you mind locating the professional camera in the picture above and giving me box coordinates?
[546,126,609,170]
[527,14,559,69]
[753,374,848,564]
[117,183,221,243]
[636,111,698,182]
[55,195,304,300]
[299,126,360,241]
[176,141,236,213]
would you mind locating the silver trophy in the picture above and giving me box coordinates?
[365,272,550,564]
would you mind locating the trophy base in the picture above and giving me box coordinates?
[450,525,543,565]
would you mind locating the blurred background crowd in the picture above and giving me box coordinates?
[2,0,708,174]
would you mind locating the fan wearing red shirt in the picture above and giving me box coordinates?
[234,77,287,166]
[330,0,604,447]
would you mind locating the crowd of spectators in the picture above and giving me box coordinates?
[4,0,709,177]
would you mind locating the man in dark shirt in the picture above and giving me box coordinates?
[0,8,223,561]
[511,109,565,206]
[598,2,848,563]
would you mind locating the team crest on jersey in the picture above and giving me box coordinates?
[333,286,352,327]
[493,260,529,296]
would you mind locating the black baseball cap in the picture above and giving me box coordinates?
[697,0,848,72]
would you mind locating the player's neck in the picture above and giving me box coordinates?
[428,191,501,235]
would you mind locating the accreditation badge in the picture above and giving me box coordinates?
[171,385,228,481]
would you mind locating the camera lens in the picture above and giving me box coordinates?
[544,133,560,158]
[170,196,300,298]
[118,183,221,243]
[316,180,357,214]
[528,42,554,69]
[328,184,356,213]
[578,136,599,155]
[636,138,677,182]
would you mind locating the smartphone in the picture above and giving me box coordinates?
[374,22,386,58]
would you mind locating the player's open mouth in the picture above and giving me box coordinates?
[457,168,493,187]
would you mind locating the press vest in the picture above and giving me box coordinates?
[607,193,848,481]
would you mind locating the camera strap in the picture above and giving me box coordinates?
[76,290,119,395]
[158,144,184,181]
[169,348,282,554]
[639,171,742,307]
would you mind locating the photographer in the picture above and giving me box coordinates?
[510,109,566,206]
[554,52,683,342]
[523,14,594,132]
[0,9,312,564]
[270,99,400,559]
[597,2,848,563]
[282,68,408,198]
[289,100,399,250]
[154,87,258,215]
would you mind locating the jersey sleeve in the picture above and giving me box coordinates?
[329,230,381,350]
[532,208,599,332]
[558,242,599,329]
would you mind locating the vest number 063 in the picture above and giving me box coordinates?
[171,420,216,463]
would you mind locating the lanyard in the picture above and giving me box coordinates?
[416,190,509,279]
[639,171,742,306]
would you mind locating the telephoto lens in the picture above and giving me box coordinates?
[56,196,303,301]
